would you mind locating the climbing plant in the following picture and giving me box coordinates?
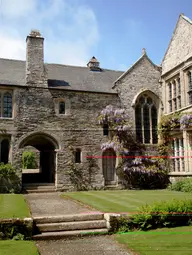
[98,105,169,189]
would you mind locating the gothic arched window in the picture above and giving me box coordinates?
[135,94,158,144]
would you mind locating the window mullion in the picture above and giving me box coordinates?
[141,105,145,143]
[149,106,152,144]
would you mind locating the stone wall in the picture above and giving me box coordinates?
[114,54,162,129]
[10,86,120,190]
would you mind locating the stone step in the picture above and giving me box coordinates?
[33,228,108,240]
[37,220,106,232]
[23,189,56,194]
[34,213,104,224]
[23,183,55,187]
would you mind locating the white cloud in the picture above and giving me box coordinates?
[0,0,99,66]
[1,0,36,19]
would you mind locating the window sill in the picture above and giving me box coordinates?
[56,114,71,118]
[169,172,192,176]
[22,169,41,174]
[0,117,13,120]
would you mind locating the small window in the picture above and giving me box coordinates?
[75,149,81,163]
[103,124,109,136]
[59,102,65,114]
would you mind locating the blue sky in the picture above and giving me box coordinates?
[0,0,192,70]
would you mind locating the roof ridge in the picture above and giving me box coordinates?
[46,62,123,72]
[0,57,25,62]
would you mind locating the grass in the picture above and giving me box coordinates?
[0,194,30,219]
[115,226,192,255]
[0,241,39,255]
[63,190,192,213]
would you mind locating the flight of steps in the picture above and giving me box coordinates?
[22,183,56,193]
[32,213,108,240]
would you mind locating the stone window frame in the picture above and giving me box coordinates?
[187,70,192,105]
[171,136,185,173]
[54,97,71,116]
[135,93,158,144]
[167,75,181,113]
[0,90,13,119]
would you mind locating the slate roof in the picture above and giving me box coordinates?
[0,58,123,94]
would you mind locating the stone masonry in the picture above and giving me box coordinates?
[0,14,192,189]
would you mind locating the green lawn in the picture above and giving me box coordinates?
[115,226,192,255]
[63,190,192,213]
[0,241,39,255]
[0,194,30,219]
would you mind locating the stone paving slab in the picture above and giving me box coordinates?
[36,236,133,255]
[24,192,97,217]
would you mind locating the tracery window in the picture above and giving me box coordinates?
[0,92,12,118]
[135,94,158,144]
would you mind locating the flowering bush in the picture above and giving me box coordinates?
[180,114,192,130]
[98,105,169,189]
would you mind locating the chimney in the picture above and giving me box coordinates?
[87,56,101,71]
[26,30,47,87]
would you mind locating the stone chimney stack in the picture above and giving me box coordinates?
[26,30,47,87]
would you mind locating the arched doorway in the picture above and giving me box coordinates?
[19,133,59,184]
[102,149,116,185]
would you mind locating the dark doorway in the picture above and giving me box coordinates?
[21,133,58,184]
[1,139,10,164]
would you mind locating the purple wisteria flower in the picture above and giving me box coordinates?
[180,114,192,129]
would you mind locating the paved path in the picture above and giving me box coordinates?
[36,236,132,255]
[25,193,132,255]
[25,192,97,217]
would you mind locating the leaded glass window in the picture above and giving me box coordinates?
[135,95,158,144]
[3,92,12,118]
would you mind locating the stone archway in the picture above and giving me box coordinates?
[19,133,59,184]
[102,149,116,185]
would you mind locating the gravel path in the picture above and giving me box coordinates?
[36,236,133,255]
[24,192,98,217]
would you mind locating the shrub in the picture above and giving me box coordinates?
[117,199,192,232]
[0,219,33,240]
[168,178,192,193]
[0,163,21,193]
[118,157,170,189]
[22,151,37,169]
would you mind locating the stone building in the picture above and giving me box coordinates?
[0,14,191,190]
